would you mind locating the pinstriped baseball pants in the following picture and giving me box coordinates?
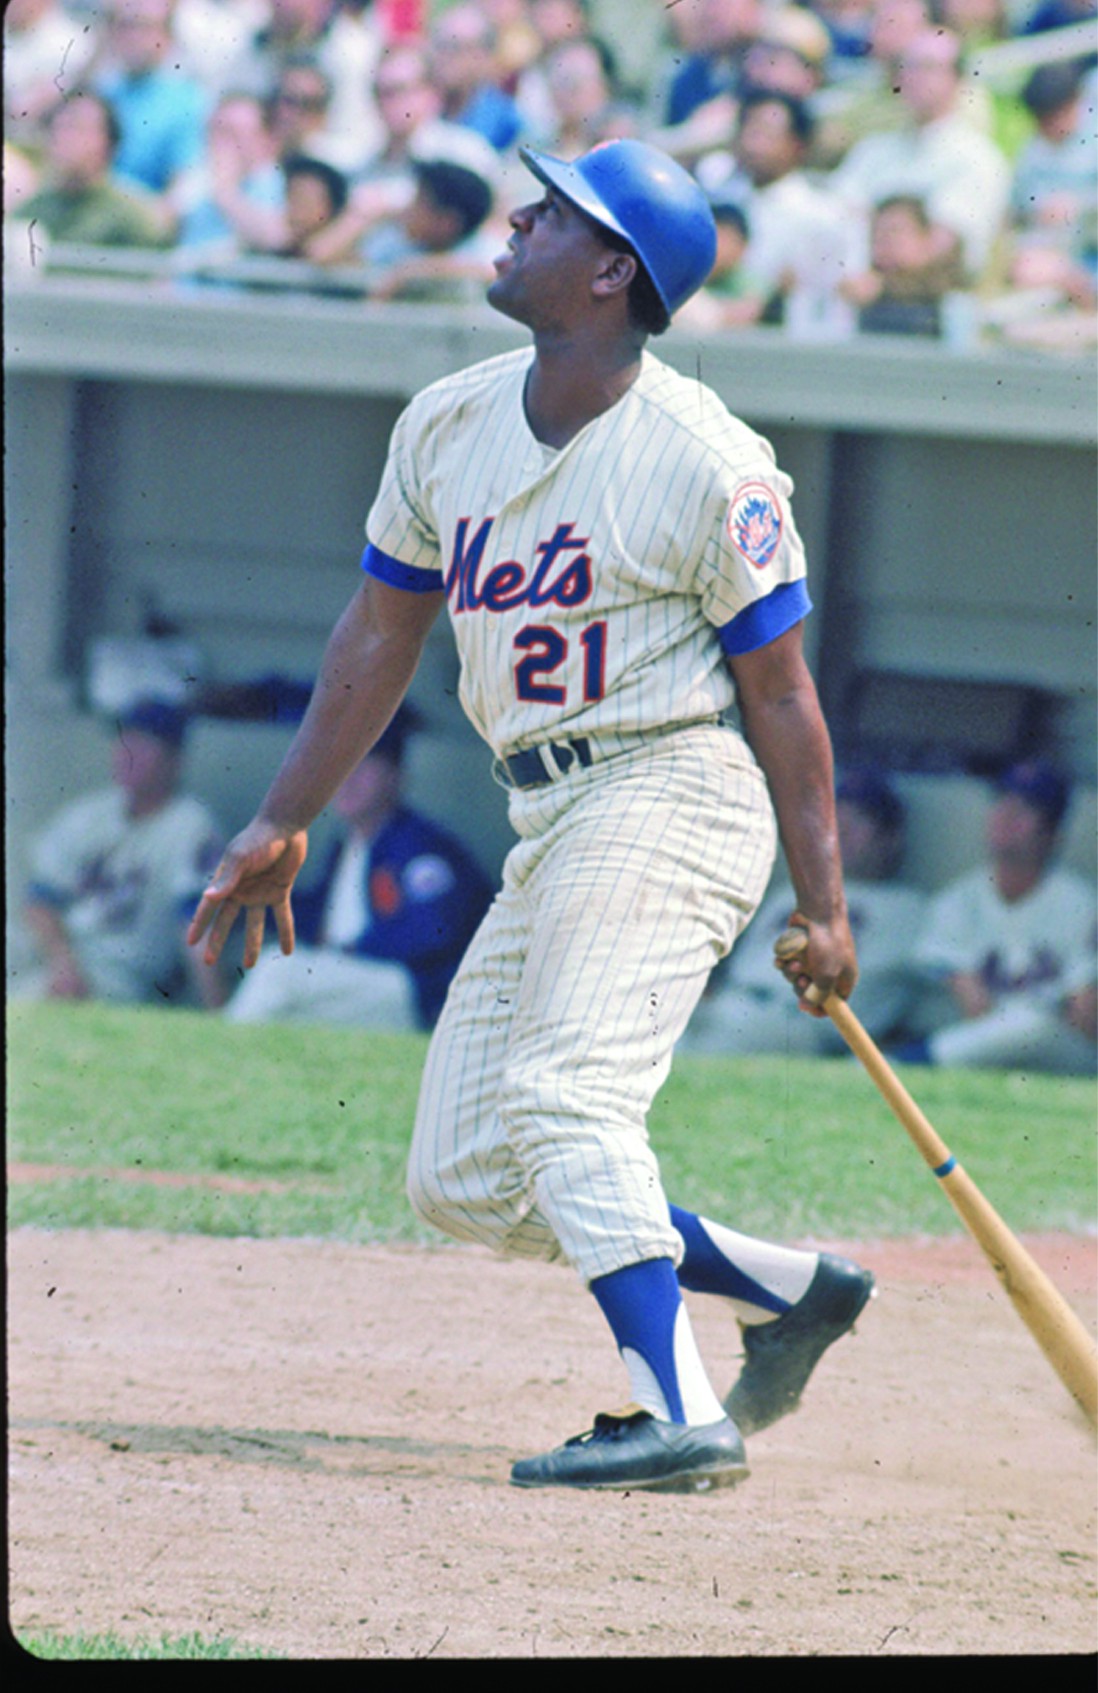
[406,724,778,1284]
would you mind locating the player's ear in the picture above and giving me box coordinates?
[591,247,637,305]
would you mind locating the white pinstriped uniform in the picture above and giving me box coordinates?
[363,347,811,1283]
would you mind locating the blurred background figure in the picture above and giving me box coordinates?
[264,54,366,174]
[93,0,209,238]
[295,38,444,264]
[173,87,287,255]
[512,0,624,143]
[651,0,764,167]
[842,192,965,337]
[427,1,526,152]
[811,0,930,168]
[827,24,1012,289]
[357,121,502,299]
[14,87,170,247]
[740,4,833,108]
[278,151,349,253]
[986,55,1098,349]
[19,699,226,1008]
[676,186,760,328]
[224,705,494,1031]
[1008,58,1096,283]
[681,769,925,1057]
[707,87,858,334]
[531,33,637,156]
[3,0,101,159]
[904,760,1098,1074]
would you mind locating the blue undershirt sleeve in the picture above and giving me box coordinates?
[361,543,444,594]
[717,579,812,656]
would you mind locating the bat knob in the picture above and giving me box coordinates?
[774,925,825,1004]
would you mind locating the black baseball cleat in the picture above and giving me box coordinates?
[724,1252,876,1435]
[509,1406,749,1494]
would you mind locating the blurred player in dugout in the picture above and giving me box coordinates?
[223,703,493,1031]
[19,697,225,1008]
[681,767,925,1057]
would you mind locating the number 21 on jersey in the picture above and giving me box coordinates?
[514,620,607,705]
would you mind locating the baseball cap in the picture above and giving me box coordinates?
[756,5,832,68]
[117,696,189,748]
[836,768,905,831]
[995,758,1071,829]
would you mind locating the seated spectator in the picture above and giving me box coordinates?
[218,0,383,169]
[277,152,349,255]
[310,120,500,298]
[297,41,444,267]
[1010,59,1096,272]
[843,193,965,337]
[480,0,544,92]
[681,768,925,1057]
[707,87,859,334]
[19,698,226,1008]
[264,54,371,177]
[364,124,501,300]
[676,189,761,328]
[533,34,638,158]
[651,0,764,167]
[810,0,930,169]
[812,0,876,76]
[173,88,287,255]
[224,706,494,1031]
[739,5,833,109]
[827,24,1012,286]
[4,138,42,217]
[93,0,209,238]
[428,1,526,152]
[13,89,170,248]
[903,759,1097,1074]
[514,0,627,144]
[3,0,100,156]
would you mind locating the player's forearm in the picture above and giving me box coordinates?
[760,716,844,921]
[735,674,846,928]
[256,581,440,835]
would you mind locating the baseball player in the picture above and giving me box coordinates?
[190,138,874,1494]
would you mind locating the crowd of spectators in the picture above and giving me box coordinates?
[4,0,1095,340]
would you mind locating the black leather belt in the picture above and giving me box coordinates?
[504,738,594,788]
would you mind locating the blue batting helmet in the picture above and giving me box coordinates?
[518,138,718,321]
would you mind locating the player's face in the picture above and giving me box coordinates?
[487,188,614,329]
[334,754,401,832]
[111,731,179,811]
[986,794,1054,864]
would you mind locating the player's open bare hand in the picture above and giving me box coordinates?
[187,821,308,970]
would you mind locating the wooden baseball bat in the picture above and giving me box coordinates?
[774,927,1098,1429]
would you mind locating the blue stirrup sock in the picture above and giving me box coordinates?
[590,1258,725,1426]
[670,1204,817,1322]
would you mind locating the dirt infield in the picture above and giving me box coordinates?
[8,1225,1097,1660]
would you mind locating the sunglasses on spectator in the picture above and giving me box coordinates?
[276,90,329,111]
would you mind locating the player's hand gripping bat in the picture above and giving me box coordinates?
[774,925,1098,1429]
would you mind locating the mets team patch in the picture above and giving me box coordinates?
[727,483,783,569]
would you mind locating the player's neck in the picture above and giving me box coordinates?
[524,335,644,449]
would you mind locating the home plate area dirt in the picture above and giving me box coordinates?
[7,1227,1096,1660]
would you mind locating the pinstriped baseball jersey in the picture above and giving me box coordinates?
[363,347,810,758]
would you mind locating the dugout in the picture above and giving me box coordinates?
[5,276,1096,981]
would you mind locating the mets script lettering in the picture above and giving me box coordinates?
[446,519,594,614]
